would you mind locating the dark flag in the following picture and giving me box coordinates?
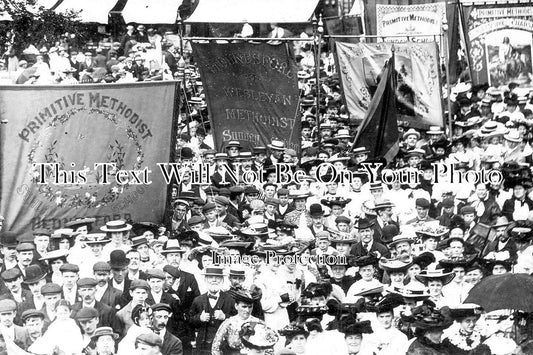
[352,52,399,163]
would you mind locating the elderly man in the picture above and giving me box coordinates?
[350,218,390,258]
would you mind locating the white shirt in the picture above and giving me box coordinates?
[208,292,220,307]
[95,284,106,301]
[151,291,162,304]
[113,280,125,293]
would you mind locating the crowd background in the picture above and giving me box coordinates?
[1,14,533,355]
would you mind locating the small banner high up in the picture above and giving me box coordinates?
[0,82,178,234]
[463,3,533,87]
[335,41,443,130]
[192,42,301,153]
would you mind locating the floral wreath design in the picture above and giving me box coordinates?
[27,107,145,209]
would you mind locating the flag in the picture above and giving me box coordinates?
[352,52,399,163]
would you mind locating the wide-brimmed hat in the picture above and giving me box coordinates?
[426,126,444,135]
[39,249,69,261]
[388,235,415,248]
[389,283,430,299]
[334,129,352,139]
[449,304,484,320]
[51,228,77,239]
[415,224,449,240]
[84,233,110,245]
[279,323,309,339]
[354,253,380,267]
[415,269,456,285]
[401,304,453,330]
[267,139,285,151]
[321,197,352,208]
[378,257,413,273]
[240,322,279,350]
[339,318,373,336]
[403,128,420,140]
[91,326,119,341]
[373,199,395,211]
[289,190,312,199]
[108,250,129,269]
[491,216,511,228]
[229,288,261,304]
[161,239,186,254]
[329,229,356,244]
[354,218,375,230]
[438,254,477,269]
[100,220,132,233]
[206,226,234,241]
[504,129,523,143]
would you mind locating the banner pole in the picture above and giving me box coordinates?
[313,14,323,152]
[443,19,454,140]
[457,0,474,82]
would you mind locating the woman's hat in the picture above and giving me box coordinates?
[321,197,352,207]
[100,220,132,233]
[378,256,413,273]
[449,304,484,320]
[39,249,69,261]
[388,283,430,299]
[401,304,453,330]
[279,323,309,338]
[84,233,111,245]
[415,269,456,285]
[239,322,279,350]
[339,317,373,336]
[415,225,449,239]
[230,288,261,304]
[354,253,380,267]
[438,254,477,269]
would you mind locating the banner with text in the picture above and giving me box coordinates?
[376,3,446,42]
[463,3,533,87]
[336,41,443,129]
[0,82,178,234]
[192,42,301,152]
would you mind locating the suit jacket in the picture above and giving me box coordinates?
[502,196,533,221]
[13,325,30,351]
[98,284,122,310]
[350,241,391,259]
[189,292,237,348]
[162,330,183,355]
[114,271,148,307]
[71,301,124,338]
[483,238,518,261]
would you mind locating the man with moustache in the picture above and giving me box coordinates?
[93,262,122,309]
[150,303,183,355]
[74,307,100,352]
[16,243,37,278]
[0,268,32,305]
[18,265,47,320]
[0,299,29,348]
[71,278,124,336]
[1,232,19,273]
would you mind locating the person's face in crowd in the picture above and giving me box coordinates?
[235,301,253,320]
[345,334,363,354]
[24,316,44,338]
[389,271,404,284]
[291,334,307,352]
[452,266,465,283]
[449,240,464,257]
[359,265,375,281]
[0,310,15,327]
[518,125,528,136]
[395,241,411,257]
[254,152,267,164]
[171,187,178,200]
[62,271,78,289]
[302,127,311,138]
[407,264,421,279]
[360,227,373,244]
[312,215,323,227]
[246,192,259,203]
[405,134,418,148]
[131,288,148,304]
[137,244,150,259]
[79,286,96,304]
[58,238,70,250]
[377,311,394,329]
[190,223,203,232]
[112,266,127,283]
[43,293,61,308]
[333,161,346,172]
[278,194,289,206]
[465,269,483,285]
[476,184,488,199]
[204,209,217,222]
[337,222,349,232]
[174,204,187,221]
[78,316,98,335]
[492,264,508,275]
[18,250,34,267]
[75,225,89,235]
[165,252,182,267]
[227,147,240,157]
[90,243,104,257]
[264,185,276,198]
[463,212,475,225]
[408,156,421,167]
[514,185,526,199]
[424,237,438,251]
[335,242,351,255]
[265,204,276,215]
[94,271,110,287]
[318,152,329,160]
[326,182,338,194]
[215,202,227,216]
[229,275,245,288]
[355,153,368,164]
[331,265,346,280]
[5,276,22,294]
[459,316,477,335]
[294,198,307,211]
[28,279,47,297]
[191,203,203,216]
[496,226,509,241]
[416,206,429,219]
[34,235,50,253]
[317,239,329,252]
[51,259,65,273]
[135,342,160,355]
[427,280,443,297]
[201,254,213,269]
[205,275,223,293]
[96,335,115,354]
[127,251,141,271]
[351,177,363,191]
[152,309,171,332]
[110,232,124,246]
[320,129,332,138]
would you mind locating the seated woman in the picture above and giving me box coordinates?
[212,289,262,355]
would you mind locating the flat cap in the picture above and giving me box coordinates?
[93,261,111,272]
[188,215,205,226]
[129,279,150,291]
[0,299,16,312]
[21,309,45,322]
[202,202,217,213]
[146,269,165,280]
[151,303,172,313]
[16,242,35,252]
[214,196,230,206]
[40,283,62,295]
[75,307,99,320]
[415,198,430,208]
[60,263,80,273]
[442,198,455,208]
[460,206,476,215]
[1,268,22,282]
[163,265,180,278]
[77,278,98,288]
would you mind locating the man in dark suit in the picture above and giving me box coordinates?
[483,216,518,261]
[71,278,124,338]
[189,266,236,354]
[163,264,200,353]
[92,262,122,310]
[0,299,30,350]
[350,218,390,259]
[0,268,33,306]
[150,303,183,355]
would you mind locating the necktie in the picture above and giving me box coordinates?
[208,294,217,300]
[363,243,369,252]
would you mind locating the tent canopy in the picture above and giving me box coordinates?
[121,0,183,24]
[54,0,119,23]
[186,0,320,23]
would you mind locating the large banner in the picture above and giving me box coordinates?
[336,42,443,129]
[463,3,533,87]
[192,42,301,152]
[376,3,446,41]
[0,82,178,234]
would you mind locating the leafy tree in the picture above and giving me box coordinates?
[0,0,85,54]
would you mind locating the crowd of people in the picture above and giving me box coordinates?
[2,20,533,355]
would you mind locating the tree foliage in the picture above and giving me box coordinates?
[0,0,86,53]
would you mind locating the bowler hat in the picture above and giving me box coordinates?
[23,265,46,284]
[309,204,324,217]
[354,218,375,230]
[108,250,130,268]
[0,232,18,247]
